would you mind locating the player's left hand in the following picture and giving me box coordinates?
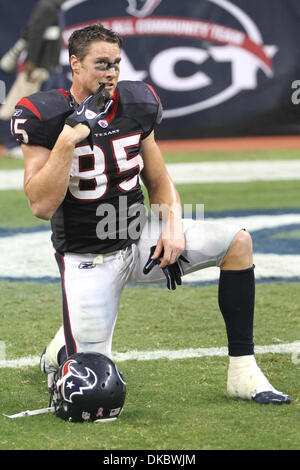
[143,245,189,290]
[65,84,113,149]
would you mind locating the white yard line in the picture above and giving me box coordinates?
[183,253,300,283]
[1,341,299,368]
[1,160,300,190]
[113,341,300,362]
[166,160,300,183]
[0,169,24,190]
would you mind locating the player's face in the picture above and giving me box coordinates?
[75,40,121,98]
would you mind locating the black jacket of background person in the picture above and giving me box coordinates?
[21,0,65,73]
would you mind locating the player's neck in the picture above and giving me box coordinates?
[69,84,89,105]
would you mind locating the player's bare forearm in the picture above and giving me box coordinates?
[141,132,181,214]
[146,171,182,220]
[141,132,185,266]
[23,124,89,220]
[149,179,185,266]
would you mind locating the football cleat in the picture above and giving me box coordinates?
[40,347,58,391]
[40,327,66,390]
[227,355,290,405]
[40,347,58,374]
[252,391,290,404]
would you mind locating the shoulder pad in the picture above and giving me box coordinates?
[11,89,73,148]
[117,81,163,136]
[15,89,72,120]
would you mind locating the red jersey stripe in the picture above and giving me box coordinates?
[105,88,119,123]
[16,97,42,121]
[58,88,71,100]
[144,83,159,103]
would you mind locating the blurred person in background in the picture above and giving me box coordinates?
[0,0,66,157]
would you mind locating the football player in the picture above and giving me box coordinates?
[12,24,290,406]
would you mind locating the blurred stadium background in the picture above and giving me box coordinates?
[0,0,299,451]
[1,0,300,144]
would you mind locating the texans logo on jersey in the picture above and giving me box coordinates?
[58,359,98,403]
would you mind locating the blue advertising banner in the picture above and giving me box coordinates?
[1,0,300,140]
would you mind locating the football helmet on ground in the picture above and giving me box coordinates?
[50,352,126,422]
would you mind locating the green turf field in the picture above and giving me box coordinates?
[0,147,299,451]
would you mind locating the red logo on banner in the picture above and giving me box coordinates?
[62,0,277,118]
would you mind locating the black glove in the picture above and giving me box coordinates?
[65,84,113,149]
[143,245,189,290]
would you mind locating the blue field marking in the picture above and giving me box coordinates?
[203,208,300,218]
[0,276,299,286]
[0,207,299,236]
[0,276,59,283]
[253,224,300,255]
[128,277,300,288]
[0,225,50,237]
[0,208,299,284]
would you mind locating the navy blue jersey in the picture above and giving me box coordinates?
[12,81,162,254]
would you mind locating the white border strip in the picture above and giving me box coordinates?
[2,160,300,190]
[1,342,299,368]
[166,160,300,183]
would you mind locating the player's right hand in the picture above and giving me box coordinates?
[65,84,113,149]
[143,245,189,290]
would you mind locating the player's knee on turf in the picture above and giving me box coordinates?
[72,321,113,359]
[72,306,113,347]
[221,229,253,270]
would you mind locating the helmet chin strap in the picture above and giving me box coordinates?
[3,407,55,418]
[3,407,118,421]
[4,371,58,418]
[94,417,117,424]
[3,406,117,422]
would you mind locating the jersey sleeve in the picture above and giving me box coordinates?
[118,81,163,139]
[11,90,70,149]
[11,97,50,147]
[142,83,163,138]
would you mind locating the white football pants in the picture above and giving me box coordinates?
[53,217,241,361]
